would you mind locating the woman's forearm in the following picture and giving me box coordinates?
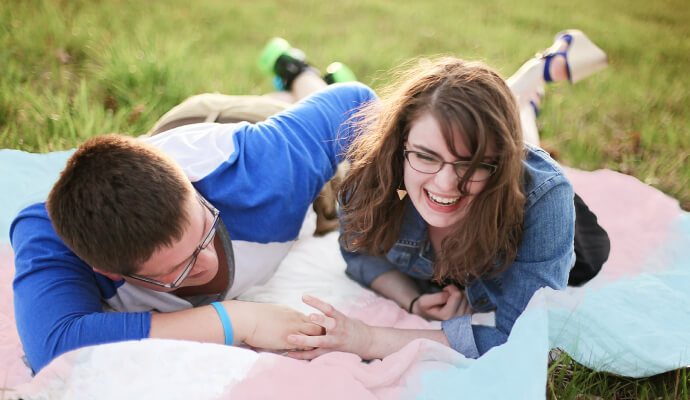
[369,270,421,309]
[363,326,450,359]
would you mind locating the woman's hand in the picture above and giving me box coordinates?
[285,295,374,360]
[412,285,472,320]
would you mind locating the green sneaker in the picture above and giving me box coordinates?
[323,62,357,84]
[258,37,310,90]
[258,38,358,90]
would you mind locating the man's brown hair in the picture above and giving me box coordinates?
[340,57,526,284]
[46,134,193,274]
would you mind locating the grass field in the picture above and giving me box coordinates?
[2,0,689,398]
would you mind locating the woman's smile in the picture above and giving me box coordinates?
[424,189,464,211]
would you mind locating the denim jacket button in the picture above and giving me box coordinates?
[474,298,488,307]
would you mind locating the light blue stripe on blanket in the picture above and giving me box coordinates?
[418,215,690,399]
[0,149,74,242]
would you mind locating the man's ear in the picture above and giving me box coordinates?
[92,268,124,281]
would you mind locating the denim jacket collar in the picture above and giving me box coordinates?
[397,201,428,245]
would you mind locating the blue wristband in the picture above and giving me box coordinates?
[210,302,234,345]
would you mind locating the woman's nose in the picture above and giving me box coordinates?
[434,163,458,190]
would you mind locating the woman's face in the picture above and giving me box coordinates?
[403,112,493,231]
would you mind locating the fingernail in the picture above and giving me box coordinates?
[303,294,312,301]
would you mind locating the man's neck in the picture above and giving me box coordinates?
[172,236,229,297]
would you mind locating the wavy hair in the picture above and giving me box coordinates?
[339,57,526,283]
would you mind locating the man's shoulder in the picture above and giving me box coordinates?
[142,122,243,183]
[10,202,51,240]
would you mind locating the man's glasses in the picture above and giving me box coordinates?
[125,194,220,289]
[403,150,497,182]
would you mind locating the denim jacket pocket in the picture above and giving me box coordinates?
[387,240,434,279]
[388,242,414,266]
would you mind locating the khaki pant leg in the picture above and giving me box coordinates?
[143,94,292,137]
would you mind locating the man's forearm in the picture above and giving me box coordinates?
[149,300,253,345]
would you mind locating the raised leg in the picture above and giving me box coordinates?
[506,30,607,146]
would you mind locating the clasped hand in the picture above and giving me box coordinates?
[282,293,461,361]
[239,302,323,350]
[285,295,373,360]
[410,284,472,321]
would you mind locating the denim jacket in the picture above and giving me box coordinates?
[342,144,575,358]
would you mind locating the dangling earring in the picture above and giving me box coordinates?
[396,182,407,200]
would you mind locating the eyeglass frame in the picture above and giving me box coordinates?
[125,194,221,289]
[403,149,498,182]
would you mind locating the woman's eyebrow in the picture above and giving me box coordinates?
[408,143,474,161]
[407,144,442,158]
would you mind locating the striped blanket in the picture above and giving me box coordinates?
[1,149,688,399]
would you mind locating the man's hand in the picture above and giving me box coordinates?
[149,300,321,350]
[230,301,323,350]
[284,295,374,360]
[411,285,472,320]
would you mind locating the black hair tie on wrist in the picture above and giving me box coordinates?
[408,294,423,313]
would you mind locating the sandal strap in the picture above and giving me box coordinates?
[529,100,540,117]
[542,51,568,82]
[540,33,574,82]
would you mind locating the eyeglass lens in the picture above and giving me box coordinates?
[406,151,492,182]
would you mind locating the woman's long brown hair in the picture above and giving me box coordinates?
[339,57,526,284]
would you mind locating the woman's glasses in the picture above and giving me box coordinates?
[403,150,497,182]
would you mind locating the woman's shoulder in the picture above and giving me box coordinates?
[521,144,573,209]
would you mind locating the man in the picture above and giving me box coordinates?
[11,53,377,373]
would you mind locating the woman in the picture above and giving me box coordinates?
[285,31,608,360]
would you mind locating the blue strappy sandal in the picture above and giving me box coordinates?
[540,30,608,83]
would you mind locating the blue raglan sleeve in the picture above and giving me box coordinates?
[10,204,150,373]
[442,177,575,358]
[197,82,378,244]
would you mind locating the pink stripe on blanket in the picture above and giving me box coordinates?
[0,244,32,389]
[229,295,443,399]
[565,169,682,282]
[229,339,459,399]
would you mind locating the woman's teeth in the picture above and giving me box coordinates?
[427,191,460,205]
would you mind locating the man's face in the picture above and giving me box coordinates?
[127,192,221,292]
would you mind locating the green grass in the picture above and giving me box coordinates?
[2,0,689,397]
[549,352,690,400]
[2,0,688,208]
